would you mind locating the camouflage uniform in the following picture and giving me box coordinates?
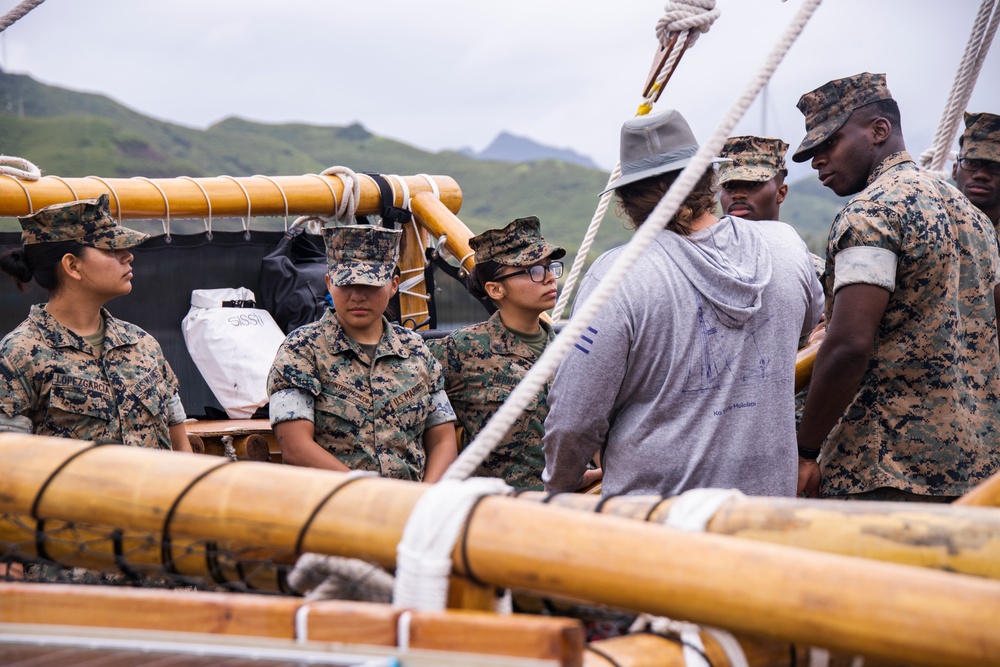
[429,313,554,489]
[0,195,184,448]
[267,225,455,481]
[959,111,1000,164]
[794,75,1000,497]
[428,217,564,490]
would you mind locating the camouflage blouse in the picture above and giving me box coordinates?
[820,152,1000,496]
[428,312,554,490]
[0,305,183,449]
[267,310,454,481]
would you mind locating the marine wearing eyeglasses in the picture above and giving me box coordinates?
[952,112,1000,227]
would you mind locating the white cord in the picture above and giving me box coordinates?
[442,0,824,483]
[0,155,41,180]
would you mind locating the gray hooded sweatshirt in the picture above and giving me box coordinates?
[542,216,823,498]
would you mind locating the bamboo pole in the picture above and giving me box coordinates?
[0,583,585,665]
[398,216,433,330]
[524,491,1000,581]
[411,191,476,277]
[3,435,1000,666]
[0,173,461,219]
[956,470,1000,507]
[795,341,819,393]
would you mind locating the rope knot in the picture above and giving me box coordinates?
[656,0,720,48]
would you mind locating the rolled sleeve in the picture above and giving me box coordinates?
[269,388,315,426]
[424,388,456,428]
[833,246,898,294]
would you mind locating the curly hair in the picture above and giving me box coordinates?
[615,167,718,236]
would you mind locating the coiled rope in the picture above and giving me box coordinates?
[443,0,824,483]
[0,0,44,33]
[919,0,999,176]
[0,155,41,180]
[551,0,719,323]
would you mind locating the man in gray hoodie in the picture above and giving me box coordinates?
[542,109,824,498]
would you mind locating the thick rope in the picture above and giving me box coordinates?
[392,478,510,611]
[920,0,999,176]
[0,155,41,180]
[0,0,44,33]
[320,165,360,223]
[552,1,719,322]
[443,0,824,482]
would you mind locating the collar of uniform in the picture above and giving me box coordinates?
[29,304,136,351]
[486,310,553,358]
[322,309,409,360]
[865,151,913,189]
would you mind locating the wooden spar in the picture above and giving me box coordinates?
[398,216,433,330]
[0,173,462,219]
[0,515,294,592]
[0,583,585,666]
[794,341,819,392]
[411,190,475,276]
[3,435,1000,666]
[584,632,806,667]
[956,470,1000,507]
[525,491,1000,581]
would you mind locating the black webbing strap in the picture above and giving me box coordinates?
[363,172,412,227]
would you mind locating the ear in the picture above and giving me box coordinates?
[388,275,400,297]
[870,117,892,145]
[484,279,506,302]
[59,252,84,283]
[776,183,788,204]
[324,273,333,294]
[951,162,960,181]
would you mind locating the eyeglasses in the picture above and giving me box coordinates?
[493,261,564,283]
[957,158,1000,175]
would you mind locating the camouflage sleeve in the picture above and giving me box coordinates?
[269,387,315,426]
[424,388,456,428]
[831,200,903,256]
[266,336,323,397]
[0,413,32,433]
[425,335,461,394]
[166,392,187,426]
[0,352,31,420]
[833,246,898,293]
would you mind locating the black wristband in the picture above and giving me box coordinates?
[798,446,821,460]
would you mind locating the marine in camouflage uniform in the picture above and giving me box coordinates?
[428,217,564,490]
[267,225,455,481]
[793,72,1000,499]
[952,111,1000,228]
[0,195,186,448]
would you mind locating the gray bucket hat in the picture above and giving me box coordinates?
[324,224,402,287]
[602,109,729,195]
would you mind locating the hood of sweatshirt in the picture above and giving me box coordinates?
[653,216,772,327]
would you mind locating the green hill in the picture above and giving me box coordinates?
[0,69,839,256]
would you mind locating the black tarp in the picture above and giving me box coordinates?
[1,230,486,418]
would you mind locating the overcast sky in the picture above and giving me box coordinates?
[1,0,997,182]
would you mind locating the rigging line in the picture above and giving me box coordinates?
[0,0,45,34]
[442,0,824,483]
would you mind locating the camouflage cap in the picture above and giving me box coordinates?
[718,135,789,185]
[959,111,1000,163]
[470,216,566,267]
[324,224,402,287]
[19,194,148,249]
[792,72,893,163]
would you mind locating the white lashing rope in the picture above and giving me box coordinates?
[321,166,360,223]
[552,0,718,322]
[920,0,999,176]
[0,155,41,180]
[392,478,510,611]
[443,0,824,483]
[630,489,747,667]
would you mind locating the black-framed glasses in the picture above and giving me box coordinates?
[494,261,564,283]
[958,158,1000,175]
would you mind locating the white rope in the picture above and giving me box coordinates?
[320,166,360,222]
[293,602,313,643]
[305,173,341,218]
[287,552,394,603]
[392,478,510,611]
[396,610,412,651]
[2,173,33,214]
[0,0,44,33]
[86,176,123,222]
[134,176,172,240]
[921,0,1000,175]
[180,176,214,238]
[254,174,290,231]
[220,175,253,237]
[443,0,824,483]
[0,155,40,180]
[554,2,719,322]
[416,173,440,199]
